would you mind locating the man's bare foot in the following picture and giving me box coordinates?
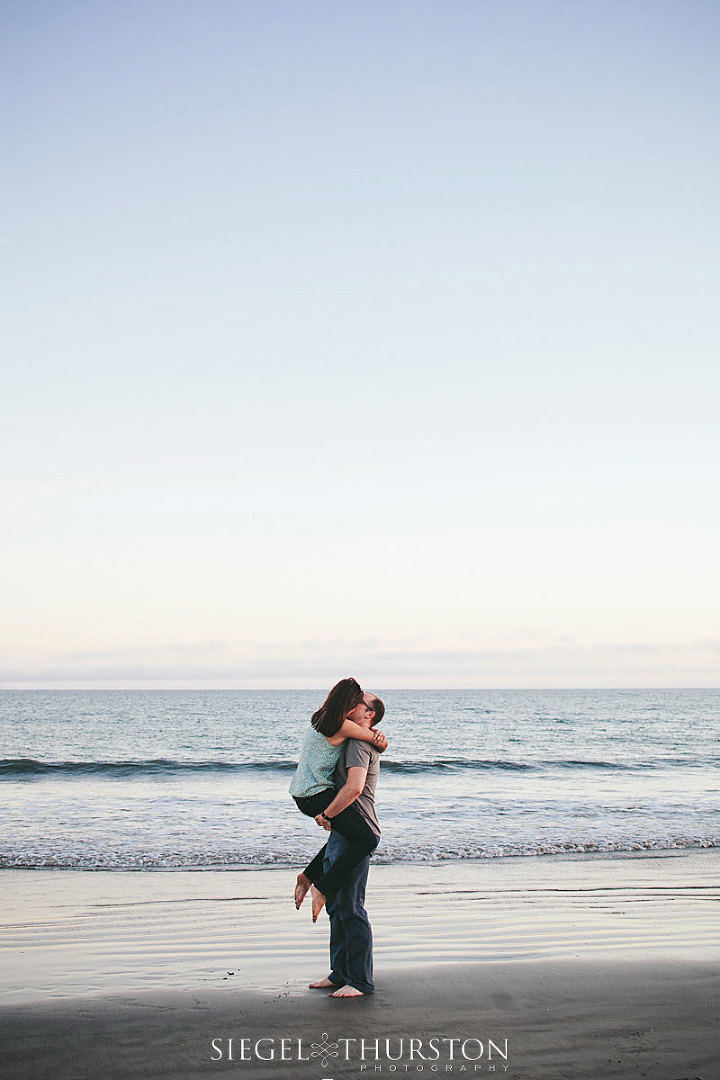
[294,873,311,910]
[311,885,327,923]
[330,985,364,998]
[308,977,336,989]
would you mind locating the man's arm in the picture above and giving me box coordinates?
[315,765,368,829]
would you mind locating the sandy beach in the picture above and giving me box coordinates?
[1,850,718,1079]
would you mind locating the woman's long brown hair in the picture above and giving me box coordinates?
[311,677,364,737]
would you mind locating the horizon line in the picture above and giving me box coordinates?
[1,684,718,692]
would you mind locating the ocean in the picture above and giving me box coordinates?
[1,688,718,870]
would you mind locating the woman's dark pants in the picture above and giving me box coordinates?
[293,790,378,899]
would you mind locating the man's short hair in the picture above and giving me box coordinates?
[367,695,385,727]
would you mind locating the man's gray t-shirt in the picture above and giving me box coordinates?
[334,739,381,837]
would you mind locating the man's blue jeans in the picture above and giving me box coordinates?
[323,831,374,994]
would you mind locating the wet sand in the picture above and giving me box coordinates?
[1,850,718,1078]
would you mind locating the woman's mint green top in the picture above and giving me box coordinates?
[289,726,344,798]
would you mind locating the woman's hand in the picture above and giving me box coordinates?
[372,730,388,752]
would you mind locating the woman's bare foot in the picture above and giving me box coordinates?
[311,885,327,923]
[294,873,311,910]
[330,985,364,997]
[308,977,336,989]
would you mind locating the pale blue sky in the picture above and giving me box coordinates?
[2,1,718,687]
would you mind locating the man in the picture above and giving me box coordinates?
[309,692,384,998]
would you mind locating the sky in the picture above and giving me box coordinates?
[1,0,718,688]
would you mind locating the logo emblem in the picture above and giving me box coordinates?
[311,1032,339,1068]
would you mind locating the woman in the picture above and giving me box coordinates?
[289,677,387,920]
